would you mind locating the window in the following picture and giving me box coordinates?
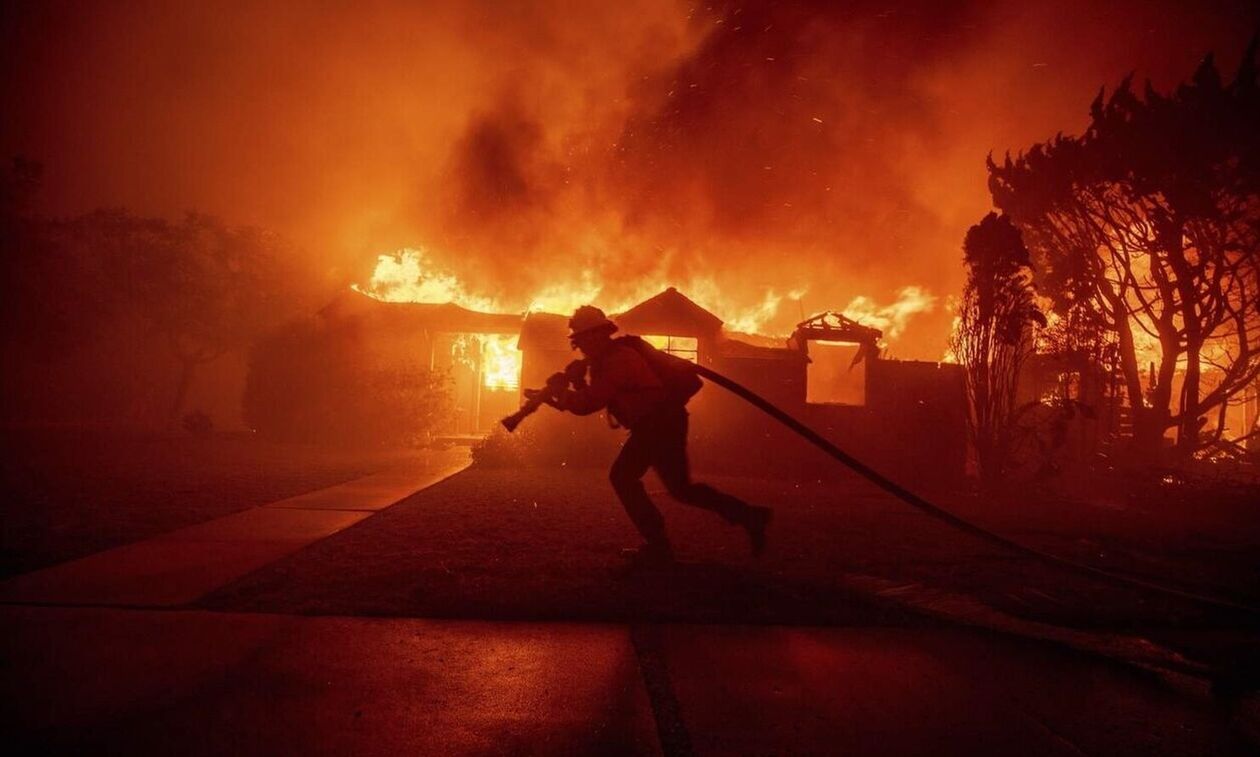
[643,335,699,363]
[806,341,866,405]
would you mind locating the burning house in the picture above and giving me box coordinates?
[304,286,966,484]
[315,292,525,436]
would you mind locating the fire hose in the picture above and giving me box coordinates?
[504,364,1259,618]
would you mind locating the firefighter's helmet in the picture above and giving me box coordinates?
[568,305,618,338]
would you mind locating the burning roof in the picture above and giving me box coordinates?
[793,311,882,346]
[322,289,523,335]
[614,287,724,338]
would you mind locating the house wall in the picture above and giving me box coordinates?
[512,303,966,485]
[690,354,966,488]
[862,359,967,487]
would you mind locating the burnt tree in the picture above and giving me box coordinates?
[950,213,1042,487]
[988,42,1260,459]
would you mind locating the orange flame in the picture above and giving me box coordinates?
[841,286,937,342]
[355,248,937,356]
[480,334,521,390]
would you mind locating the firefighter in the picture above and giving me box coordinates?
[526,305,772,567]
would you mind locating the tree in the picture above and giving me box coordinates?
[147,215,285,429]
[2,157,300,429]
[988,41,1260,459]
[0,162,150,424]
[950,212,1043,487]
[243,317,452,445]
[0,158,109,361]
[0,156,41,217]
[60,210,288,428]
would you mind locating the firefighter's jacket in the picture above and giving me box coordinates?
[555,343,671,430]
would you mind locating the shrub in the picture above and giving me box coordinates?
[243,317,451,446]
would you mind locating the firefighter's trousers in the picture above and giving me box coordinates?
[609,406,753,547]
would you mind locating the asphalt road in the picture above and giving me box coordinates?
[4,605,1252,756]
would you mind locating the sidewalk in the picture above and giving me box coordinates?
[2,605,1250,756]
[0,447,470,607]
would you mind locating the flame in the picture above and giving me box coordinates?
[841,286,937,341]
[356,250,523,389]
[355,248,935,353]
[940,295,962,363]
[525,269,612,315]
[353,248,497,312]
[445,334,521,390]
[481,334,521,390]
[642,334,699,362]
[449,334,477,370]
[687,282,808,335]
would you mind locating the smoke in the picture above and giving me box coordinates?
[3,0,1256,357]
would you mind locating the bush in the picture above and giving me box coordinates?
[470,426,539,468]
[243,317,451,446]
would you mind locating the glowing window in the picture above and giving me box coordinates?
[479,334,521,390]
[643,335,699,363]
[806,341,866,405]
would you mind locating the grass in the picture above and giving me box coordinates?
[200,464,1260,633]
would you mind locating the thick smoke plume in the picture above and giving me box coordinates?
[3,0,1255,356]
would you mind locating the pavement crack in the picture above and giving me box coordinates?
[630,624,695,757]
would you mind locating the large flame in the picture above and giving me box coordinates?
[355,247,938,388]
[354,249,522,389]
[352,248,497,312]
[362,249,945,399]
[841,286,937,343]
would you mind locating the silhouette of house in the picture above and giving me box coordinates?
[305,286,965,483]
[317,291,524,436]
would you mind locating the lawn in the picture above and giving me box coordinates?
[0,429,414,577]
[200,463,1260,634]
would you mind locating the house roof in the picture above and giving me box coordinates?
[518,312,570,352]
[792,311,882,345]
[613,287,723,338]
[518,288,726,353]
[717,336,805,361]
[321,290,523,334]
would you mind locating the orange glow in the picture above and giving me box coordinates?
[8,3,1245,364]
[356,249,936,346]
[353,248,496,312]
[643,335,699,362]
[481,335,521,390]
[1107,241,1237,376]
[840,287,937,343]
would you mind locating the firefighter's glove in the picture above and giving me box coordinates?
[564,359,588,388]
[545,371,570,392]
